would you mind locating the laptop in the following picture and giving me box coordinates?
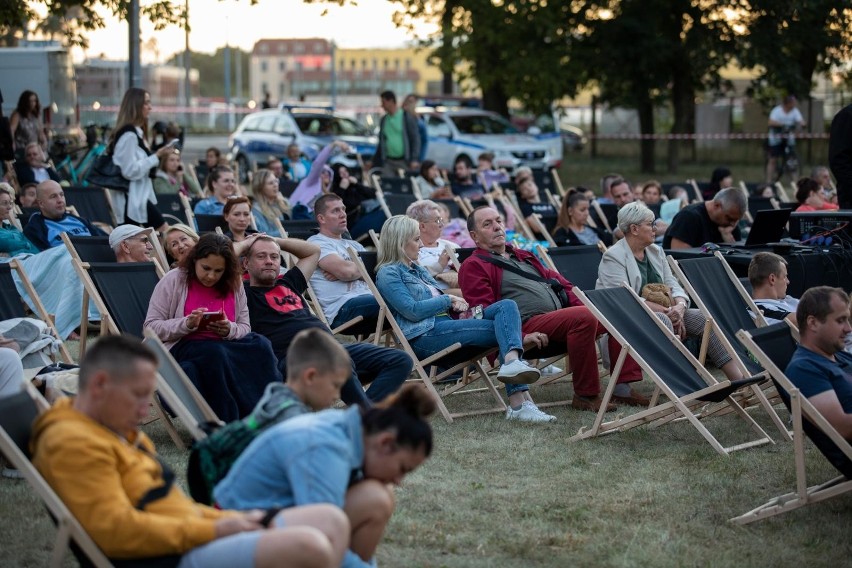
[727,208,793,248]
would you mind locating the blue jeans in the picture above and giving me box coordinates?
[277,341,412,408]
[331,295,380,330]
[409,299,529,396]
[346,342,413,403]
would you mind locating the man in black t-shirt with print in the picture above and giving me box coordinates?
[663,187,746,249]
[243,236,412,408]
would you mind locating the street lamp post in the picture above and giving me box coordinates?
[129,0,142,88]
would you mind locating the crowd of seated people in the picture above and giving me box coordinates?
[6,131,852,568]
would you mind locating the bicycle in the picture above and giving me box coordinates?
[766,125,800,184]
[50,123,111,185]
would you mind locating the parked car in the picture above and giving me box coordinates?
[560,124,587,152]
[420,108,556,172]
[228,104,377,181]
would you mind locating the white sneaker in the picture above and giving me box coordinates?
[506,401,557,423]
[541,364,562,376]
[496,359,541,384]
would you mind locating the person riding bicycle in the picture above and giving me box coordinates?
[766,95,805,183]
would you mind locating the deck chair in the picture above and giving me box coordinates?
[280,219,319,241]
[0,384,113,568]
[536,245,603,292]
[144,329,224,449]
[71,261,163,339]
[378,192,416,217]
[571,285,784,454]
[687,179,707,202]
[347,246,506,423]
[0,260,73,363]
[63,185,116,230]
[667,252,770,378]
[195,214,228,234]
[372,173,414,195]
[733,323,852,524]
[156,194,195,226]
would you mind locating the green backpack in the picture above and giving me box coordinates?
[186,383,305,504]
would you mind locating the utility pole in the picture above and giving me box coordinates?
[330,40,336,108]
[184,0,191,127]
[128,0,142,88]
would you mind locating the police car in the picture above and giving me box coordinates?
[228,104,377,180]
[420,107,557,172]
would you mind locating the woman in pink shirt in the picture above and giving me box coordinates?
[795,177,840,212]
[144,233,281,421]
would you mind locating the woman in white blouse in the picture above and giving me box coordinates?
[110,88,172,230]
[405,199,461,296]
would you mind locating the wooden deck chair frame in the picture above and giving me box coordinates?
[0,382,113,567]
[774,181,792,202]
[303,278,371,339]
[2,259,74,363]
[179,192,197,231]
[551,169,566,196]
[666,252,792,425]
[733,324,852,524]
[667,253,782,380]
[70,258,165,340]
[65,185,118,229]
[65,236,166,355]
[590,199,613,233]
[686,178,705,202]
[8,203,23,231]
[144,329,224,448]
[571,285,783,455]
[346,246,506,423]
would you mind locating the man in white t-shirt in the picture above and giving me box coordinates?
[307,194,380,330]
[749,251,852,352]
[766,95,805,182]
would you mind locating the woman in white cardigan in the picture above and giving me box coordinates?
[596,202,743,381]
[110,88,172,230]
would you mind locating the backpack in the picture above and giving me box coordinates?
[186,382,304,504]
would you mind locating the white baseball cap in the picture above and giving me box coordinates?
[109,224,147,249]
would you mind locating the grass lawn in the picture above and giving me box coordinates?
[2,365,850,567]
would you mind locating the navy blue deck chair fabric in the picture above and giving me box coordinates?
[584,287,761,402]
[68,235,115,263]
[194,214,228,234]
[87,262,160,338]
[378,176,413,195]
[64,186,114,227]
[676,257,763,375]
[156,194,194,226]
[747,323,852,478]
[281,219,318,240]
[0,263,27,319]
[383,193,417,216]
[545,245,602,291]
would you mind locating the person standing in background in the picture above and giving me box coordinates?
[374,91,420,178]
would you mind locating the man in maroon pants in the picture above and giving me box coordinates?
[459,206,648,412]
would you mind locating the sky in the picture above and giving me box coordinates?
[73,0,436,63]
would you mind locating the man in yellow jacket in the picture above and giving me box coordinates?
[31,334,348,568]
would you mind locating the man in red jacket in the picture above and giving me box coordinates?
[459,206,648,412]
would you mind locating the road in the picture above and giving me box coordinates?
[180,134,230,165]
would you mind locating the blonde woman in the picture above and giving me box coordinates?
[162,223,199,267]
[251,168,290,237]
[374,215,554,423]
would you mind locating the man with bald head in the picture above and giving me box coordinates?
[23,180,106,250]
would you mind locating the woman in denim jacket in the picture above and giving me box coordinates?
[376,216,557,422]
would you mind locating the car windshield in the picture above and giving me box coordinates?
[292,115,371,136]
[450,114,520,135]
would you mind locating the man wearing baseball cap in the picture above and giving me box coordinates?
[110,224,154,263]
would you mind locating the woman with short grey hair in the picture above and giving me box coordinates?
[405,199,460,294]
[597,201,744,385]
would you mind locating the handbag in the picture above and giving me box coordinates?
[85,124,151,192]
[86,153,130,191]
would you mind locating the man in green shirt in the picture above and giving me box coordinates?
[374,90,421,178]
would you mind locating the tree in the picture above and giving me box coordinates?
[1,0,183,48]
[735,0,852,102]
